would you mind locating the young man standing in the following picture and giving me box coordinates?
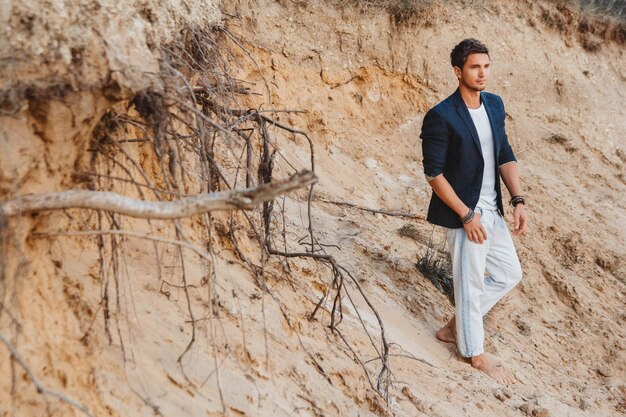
[420,38,527,384]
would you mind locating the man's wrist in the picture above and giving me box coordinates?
[459,207,475,224]
[509,195,525,207]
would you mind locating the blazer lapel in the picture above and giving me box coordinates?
[452,89,482,154]
[481,92,501,157]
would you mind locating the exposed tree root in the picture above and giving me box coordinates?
[0,333,95,417]
[0,22,400,414]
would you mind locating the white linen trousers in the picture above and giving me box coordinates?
[445,207,522,357]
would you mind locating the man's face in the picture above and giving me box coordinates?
[455,53,490,91]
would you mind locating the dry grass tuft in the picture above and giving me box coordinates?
[416,239,454,305]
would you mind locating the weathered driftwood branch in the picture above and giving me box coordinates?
[0,170,316,219]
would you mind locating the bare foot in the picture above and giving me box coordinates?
[471,354,516,385]
[436,317,456,343]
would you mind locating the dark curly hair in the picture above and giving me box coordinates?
[450,38,489,69]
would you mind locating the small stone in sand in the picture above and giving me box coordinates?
[494,389,507,402]
[519,403,532,415]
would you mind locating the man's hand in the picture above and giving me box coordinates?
[464,212,488,244]
[512,204,527,236]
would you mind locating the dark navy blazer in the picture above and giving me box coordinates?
[420,89,517,229]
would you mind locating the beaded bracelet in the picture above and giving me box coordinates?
[510,195,525,207]
[460,208,475,224]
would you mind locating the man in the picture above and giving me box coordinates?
[420,38,527,384]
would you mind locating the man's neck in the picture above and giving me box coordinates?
[459,84,482,109]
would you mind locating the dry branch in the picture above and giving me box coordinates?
[0,333,95,417]
[317,197,425,220]
[0,171,316,219]
[32,229,211,261]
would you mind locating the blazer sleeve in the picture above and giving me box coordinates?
[420,108,449,179]
[497,96,517,166]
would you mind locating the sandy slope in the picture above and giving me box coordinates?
[1,0,625,416]
[218,1,626,414]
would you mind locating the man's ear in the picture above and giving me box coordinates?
[453,66,462,80]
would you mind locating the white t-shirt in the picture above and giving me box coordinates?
[467,103,498,210]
